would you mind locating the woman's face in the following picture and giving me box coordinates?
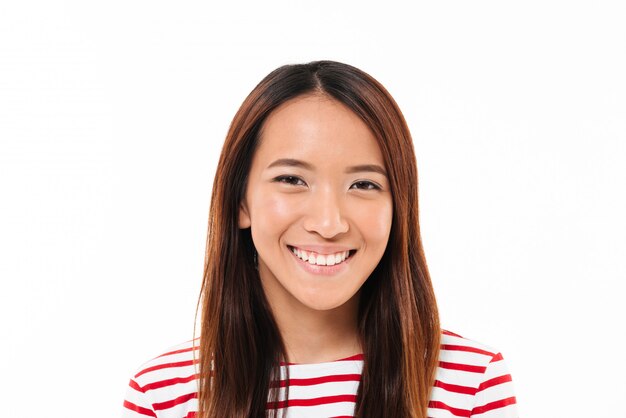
[239,94,393,312]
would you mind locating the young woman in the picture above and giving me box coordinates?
[122,61,518,418]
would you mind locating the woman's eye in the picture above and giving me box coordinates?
[351,181,380,191]
[274,175,306,186]
[273,176,380,190]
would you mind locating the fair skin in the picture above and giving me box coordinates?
[239,94,393,364]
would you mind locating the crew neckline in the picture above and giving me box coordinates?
[280,353,364,366]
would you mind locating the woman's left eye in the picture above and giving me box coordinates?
[274,175,306,186]
[351,181,380,191]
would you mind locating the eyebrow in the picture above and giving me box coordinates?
[266,158,388,177]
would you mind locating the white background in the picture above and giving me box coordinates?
[1,1,624,417]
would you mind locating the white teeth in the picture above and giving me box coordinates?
[291,246,352,266]
[296,249,308,261]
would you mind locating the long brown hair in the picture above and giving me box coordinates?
[196,60,440,417]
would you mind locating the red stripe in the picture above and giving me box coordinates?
[280,353,364,366]
[128,379,144,393]
[123,400,157,417]
[142,374,199,391]
[433,379,477,395]
[428,400,471,417]
[339,353,364,361]
[441,344,495,357]
[439,361,486,373]
[183,412,197,418]
[271,373,361,388]
[135,359,199,378]
[268,394,357,409]
[477,374,512,393]
[153,392,198,410]
[471,396,517,415]
[490,352,504,362]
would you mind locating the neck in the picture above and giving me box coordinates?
[269,292,362,364]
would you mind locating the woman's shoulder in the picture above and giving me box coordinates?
[433,329,518,417]
[440,329,505,364]
[122,339,200,418]
[438,328,513,381]
[130,338,200,382]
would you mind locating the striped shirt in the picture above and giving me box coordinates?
[122,330,518,417]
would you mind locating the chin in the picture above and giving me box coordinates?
[304,301,345,311]
[299,292,355,312]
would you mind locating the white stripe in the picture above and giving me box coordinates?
[277,401,356,417]
[157,398,198,418]
[430,385,473,409]
[279,359,363,379]
[271,379,360,402]
[146,380,199,404]
[481,358,510,380]
[436,366,484,388]
[475,381,516,407]
[135,364,198,388]
[427,405,468,418]
[439,348,494,365]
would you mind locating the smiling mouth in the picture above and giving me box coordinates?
[287,245,357,266]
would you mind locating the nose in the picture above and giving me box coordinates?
[303,186,349,238]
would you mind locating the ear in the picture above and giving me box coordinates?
[238,199,251,229]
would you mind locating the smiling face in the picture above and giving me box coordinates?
[238,94,393,314]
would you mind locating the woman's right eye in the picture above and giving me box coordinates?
[273,175,306,186]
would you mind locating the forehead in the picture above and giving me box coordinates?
[254,95,384,168]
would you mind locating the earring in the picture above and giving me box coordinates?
[253,248,258,269]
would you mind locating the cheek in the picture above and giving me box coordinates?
[354,200,393,243]
[251,194,297,232]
